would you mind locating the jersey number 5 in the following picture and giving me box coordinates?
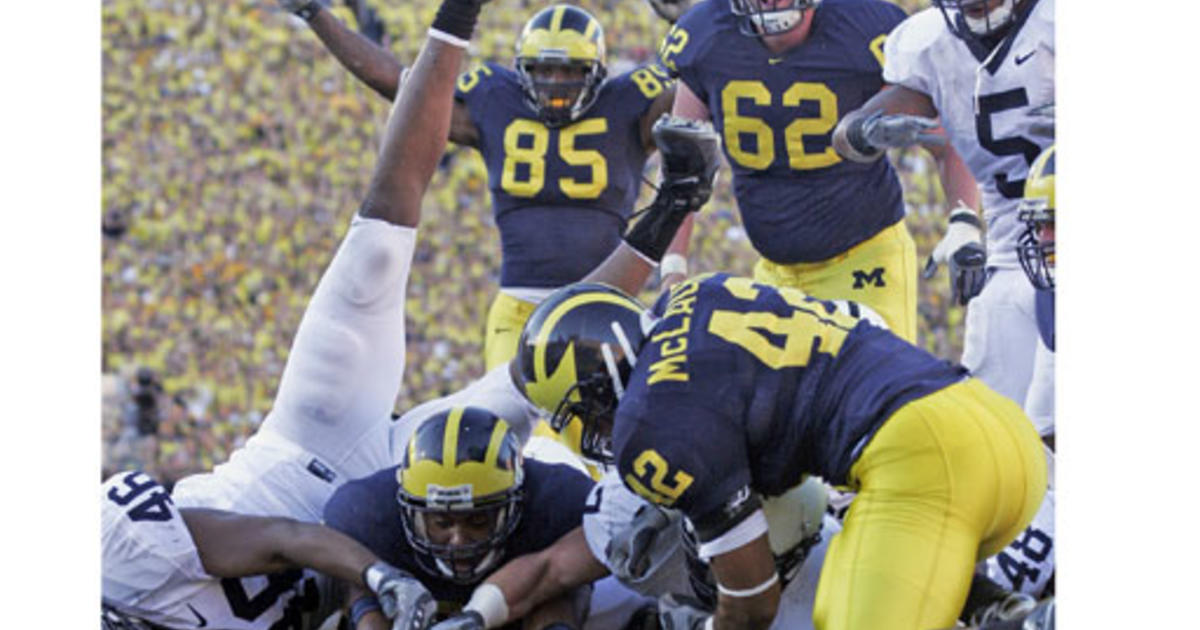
[502,118,609,199]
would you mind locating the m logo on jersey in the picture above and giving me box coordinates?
[852,267,886,289]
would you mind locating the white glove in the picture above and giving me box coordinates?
[861,112,947,150]
[657,594,712,630]
[922,205,987,306]
[364,562,436,630]
[606,504,679,583]
[428,611,485,630]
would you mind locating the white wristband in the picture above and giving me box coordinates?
[463,583,509,628]
[660,253,688,279]
[716,571,779,598]
[427,27,471,49]
[704,616,715,630]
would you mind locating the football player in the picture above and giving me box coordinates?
[101,472,424,629]
[512,276,1047,630]
[832,0,1054,409]
[322,406,598,629]
[279,1,678,468]
[101,1,489,626]
[978,144,1055,599]
[656,0,981,343]
[279,1,676,369]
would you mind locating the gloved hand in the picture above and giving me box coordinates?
[657,594,712,630]
[645,0,694,23]
[363,562,436,630]
[860,111,946,150]
[428,611,485,630]
[922,205,987,306]
[607,504,678,583]
[277,0,322,20]
[623,115,721,262]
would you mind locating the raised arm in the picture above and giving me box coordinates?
[583,116,720,294]
[280,1,480,147]
[357,0,485,227]
[280,1,403,100]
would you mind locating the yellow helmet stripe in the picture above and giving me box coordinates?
[550,5,567,32]
[532,292,644,386]
[483,418,512,468]
[443,406,466,468]
[582,16,599,41]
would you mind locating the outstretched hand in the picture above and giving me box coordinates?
[862,111,946,149]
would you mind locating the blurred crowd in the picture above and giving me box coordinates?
[101,0,955,484]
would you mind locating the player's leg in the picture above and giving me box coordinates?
[753,220,919,343]
[811,380,1045,630]
[262,216,417,479]
[484,292,539,370]
[961,268,1040,407]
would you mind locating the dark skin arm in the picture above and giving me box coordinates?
[344,583,390,630]
[181,509,377,585]
[639,85,677,153]
[482,527,611,624]
[521,586,593,630]
[358,34,468,227]
[708,534,780,630]
[299,6,479,146]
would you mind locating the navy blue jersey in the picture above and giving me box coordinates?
[612,274,965,541]
[455,63,667,288]
[660,0,906,263]
[1036,288,1054,351]
[322,460,594,613]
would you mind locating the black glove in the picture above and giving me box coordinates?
[922,206,987,306]
[623,115,720,262]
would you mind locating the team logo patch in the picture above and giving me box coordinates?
[426,483,474,508]
[851,267,886,289]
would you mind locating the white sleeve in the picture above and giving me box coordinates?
[881,9,945,95]
[262,216,416,472]
[388,363,541,460]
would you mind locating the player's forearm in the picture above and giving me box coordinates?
[181,509,374,584]
[581,242,657,296]
[359,24,469,226]
[479,529,608,624]
[934,141,981,212]
[307,9,403,101]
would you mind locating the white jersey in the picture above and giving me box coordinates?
[103,217,417,629]
[985,448,1056,597]
[884,1,1054,267]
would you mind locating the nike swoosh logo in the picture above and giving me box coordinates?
[186,603,208,628]
[1015,50,1036,65]
[768,57,783,65]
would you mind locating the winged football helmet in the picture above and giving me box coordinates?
[516,283,648,464]
[397,406,525,583]
[1017,144,1055,291]
[515,5,607,127]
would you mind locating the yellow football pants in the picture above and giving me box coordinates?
[753,220,918,343]
[813,378,1047,630]
[483,291,600,479]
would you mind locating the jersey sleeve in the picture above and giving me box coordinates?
[611,64,673,119]
[657,7,715,102]
[881,9,946,95]
[519,460,597,548]
[321,471,397,558]
[453,61,504,118]
[614,395,760,553]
